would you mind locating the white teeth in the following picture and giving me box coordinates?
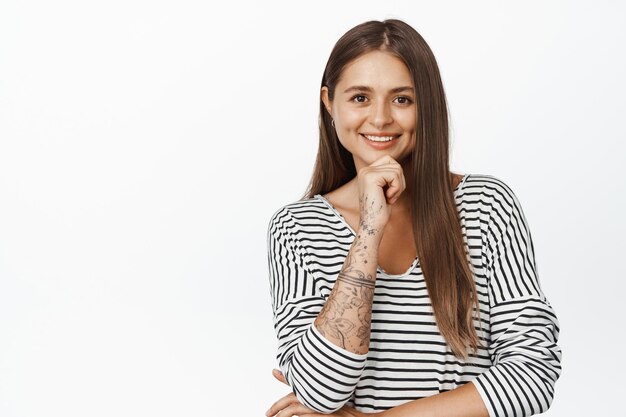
[363,134,397,142]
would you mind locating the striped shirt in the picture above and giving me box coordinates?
[266,173,562,417]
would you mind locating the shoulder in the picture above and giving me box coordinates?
[266,195,332,241]
[463,173,516,197]
[266,196,341,272]
[462,173,521,214]
[462,173,534,244]
[268,195,327,226]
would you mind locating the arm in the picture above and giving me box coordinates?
[379,381,488,417]
[468,185,562,417]
[354,184,560,417]
[267,369,487,417]
[269,182,561,417]
[268,207,381,414]
[314,222,381,354]
[373,183,561,417]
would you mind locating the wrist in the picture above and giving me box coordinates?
[356,225,384,244]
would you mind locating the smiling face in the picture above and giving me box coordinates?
[321,49,417,172]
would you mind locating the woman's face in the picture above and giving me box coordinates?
[321,49,417,172]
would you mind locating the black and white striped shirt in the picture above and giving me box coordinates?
[266,173,562,417]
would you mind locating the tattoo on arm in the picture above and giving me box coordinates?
[315,228,378,354]
[359,194,382,236]
[336,272,375,288]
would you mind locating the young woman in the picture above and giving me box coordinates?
[265,19,562,417]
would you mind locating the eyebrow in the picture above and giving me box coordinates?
[343,85,414,94]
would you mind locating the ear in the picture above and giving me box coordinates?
[320,86,332,116]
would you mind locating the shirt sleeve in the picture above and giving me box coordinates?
[267,207,368,414]
[470,183,563,417]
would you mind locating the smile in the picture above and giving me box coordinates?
[361,134,400,142]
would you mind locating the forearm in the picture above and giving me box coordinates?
[314,226,381,354]
[380,381,489,417]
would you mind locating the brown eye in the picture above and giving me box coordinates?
[351,95,367,103]
[395,96,413,105]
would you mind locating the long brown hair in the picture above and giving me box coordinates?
[302,19,484,360]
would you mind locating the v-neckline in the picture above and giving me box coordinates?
[313,173,469,277]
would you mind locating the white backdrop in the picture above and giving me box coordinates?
[1,1,624,416]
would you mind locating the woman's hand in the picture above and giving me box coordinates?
[267,369,381,417]
[265,389,320,417]
[265,369,317,417]
[356,154,406,236]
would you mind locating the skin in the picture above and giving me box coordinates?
[310,50,418,355]
[321,49,418,276]
[321,49,417,213]
[314,153,398,355]
[267,369,487,417]
[320,49,461,275]
[321,50,417,169]
[315,225,377,352]
[267,49,489,417]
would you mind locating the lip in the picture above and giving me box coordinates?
[361,132,401,137]
[360,133,400,150]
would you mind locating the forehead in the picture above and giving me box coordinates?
[337,50,413,90]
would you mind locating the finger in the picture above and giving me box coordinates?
[376,171,403,202]
[265,392,297,417]
[275,402,317,417]
[391,173,407,204]
[341,404,360,414]
[370,154,398,167]
[386,168,406,203]
[367,160,404,192]
[272,368,289,385]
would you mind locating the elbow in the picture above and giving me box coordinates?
[541,391,556,415]
[276,324,366,413]
[282,361,357,414]
[475,353,562,417]
[539,347,563,413]
[537,362,561,415]
[295,389,351,414]
[505,356,562,416]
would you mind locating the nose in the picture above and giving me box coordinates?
[368,99,393,129]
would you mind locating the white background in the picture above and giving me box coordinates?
[1,1,624,416]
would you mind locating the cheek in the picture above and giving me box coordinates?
[337,107,366,128]
[395,110,417,131]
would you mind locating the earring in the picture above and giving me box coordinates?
[331,119,335,127]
